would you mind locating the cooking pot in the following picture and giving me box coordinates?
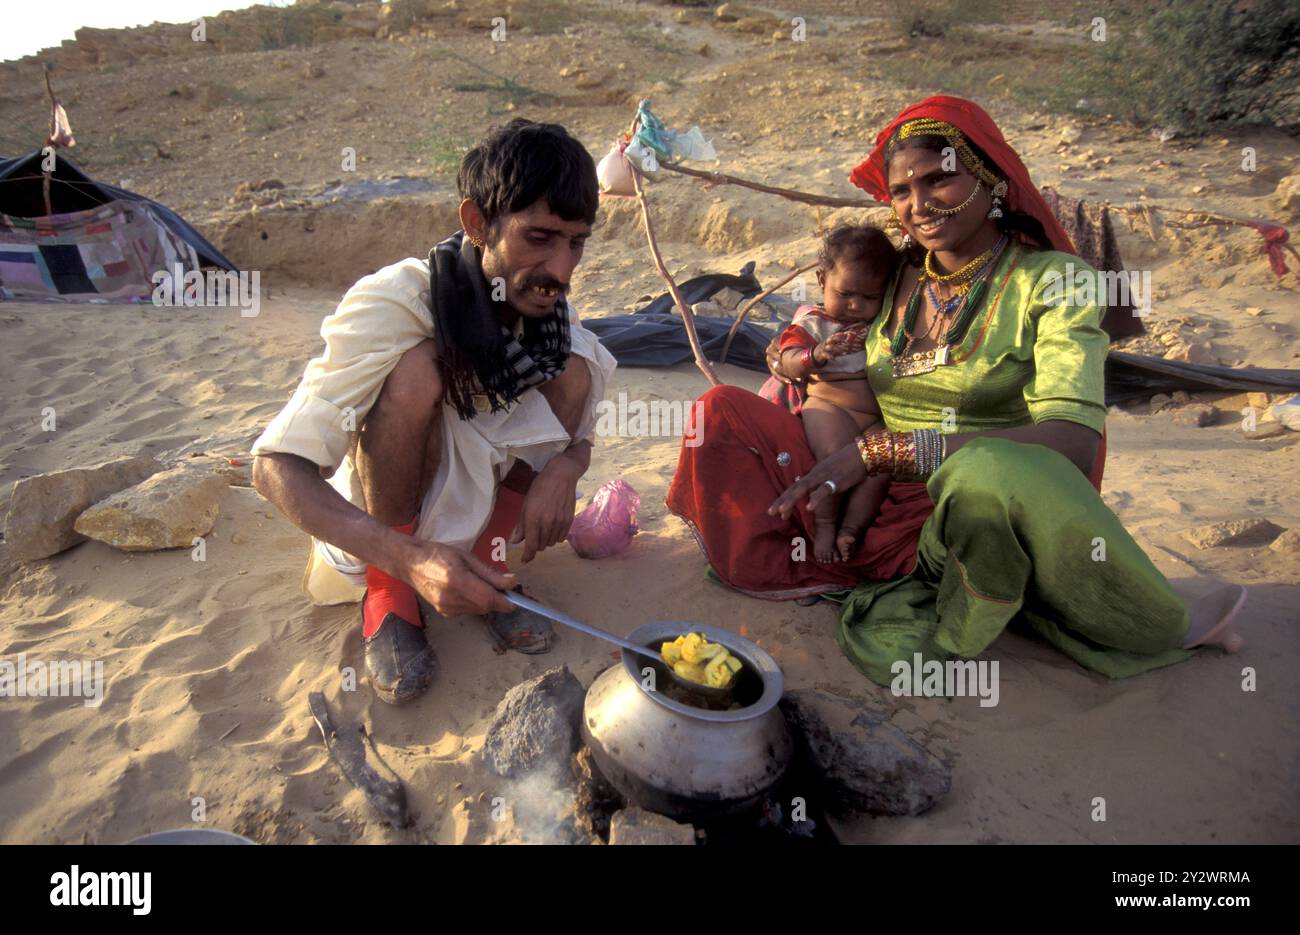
[581,621,792,821]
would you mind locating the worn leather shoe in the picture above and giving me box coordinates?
[363,604,436,705]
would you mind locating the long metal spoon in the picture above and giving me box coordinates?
[502,591,734,701]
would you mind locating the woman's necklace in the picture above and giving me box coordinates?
[925,244,995,293]
[889,236,1010,378]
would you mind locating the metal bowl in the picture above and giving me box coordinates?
[581,621,792,821]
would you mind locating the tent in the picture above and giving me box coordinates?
[0,150,236,303]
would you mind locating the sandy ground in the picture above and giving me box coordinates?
[0,286,1296,844]
[1,0,1298,844]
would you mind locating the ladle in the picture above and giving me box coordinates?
[502,591,734,701]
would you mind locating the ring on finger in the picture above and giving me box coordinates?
[822,479,838,494]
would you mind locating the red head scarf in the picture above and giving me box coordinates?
[850,95,1074,254]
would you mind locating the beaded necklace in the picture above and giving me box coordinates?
[887,235,1009,376]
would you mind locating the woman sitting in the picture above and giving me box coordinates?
[666,95,1245,687]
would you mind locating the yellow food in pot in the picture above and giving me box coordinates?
[660,633,744,689]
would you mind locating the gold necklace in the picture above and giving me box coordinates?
[924,246,995,287]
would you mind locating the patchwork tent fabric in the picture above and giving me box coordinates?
[0,150,235,303]
[1,199,199,302]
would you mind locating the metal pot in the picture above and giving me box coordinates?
[581,621,792,821]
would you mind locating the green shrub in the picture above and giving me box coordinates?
[1083,0,1300,134]
[892,0,1005,39]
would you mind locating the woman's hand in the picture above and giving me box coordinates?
[765,334,793,381]
[768,439,871,519]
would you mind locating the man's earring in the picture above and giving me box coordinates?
[987,179,1007,219]
[469,234,485,248]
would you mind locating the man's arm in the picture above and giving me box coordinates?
[252,454,514,616]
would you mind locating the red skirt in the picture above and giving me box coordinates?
[665,386,934,600]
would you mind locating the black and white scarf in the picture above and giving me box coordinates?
[428,230,571,420]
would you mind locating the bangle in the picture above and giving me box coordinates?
[895,431,917,477]
[801,347,821,370]
[857,431,897,475]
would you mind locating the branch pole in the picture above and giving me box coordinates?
[657,161,878,210]
[630,165,721,387]
[720,261,818,363]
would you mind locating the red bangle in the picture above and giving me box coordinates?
[801,347,818,370]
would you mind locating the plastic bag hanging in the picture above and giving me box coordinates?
[596,138,637,197]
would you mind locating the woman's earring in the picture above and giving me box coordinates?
[988,179,1008,219]
[888,207,912,247]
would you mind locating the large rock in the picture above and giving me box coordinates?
[780,689,951,817]
[571,746,624,841]
[1273,172,1300,223]
[2,455,161,561]
[1242,420,1286,440]
[1171,403,1218,427]
[1270,398,1300,431]
[608,807,695,845]
[1268,528,1300,554]
[1182,518,1284,550]
[481,666,584,778]
[73,464,227,551]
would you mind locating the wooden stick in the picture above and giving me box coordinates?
[41,64,56,219]
[720,261,818,363]
[658,161,878,209]
[630,166,721,386]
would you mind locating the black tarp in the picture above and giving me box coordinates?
[587,270,1300,404]
[0,150,236,271]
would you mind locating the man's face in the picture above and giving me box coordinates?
[478,200,592,318]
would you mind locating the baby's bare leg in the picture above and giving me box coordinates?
[801,397,862,563]
[832,406,883,560]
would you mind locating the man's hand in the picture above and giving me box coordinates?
[511,450,583,562]
[401,540,516,617]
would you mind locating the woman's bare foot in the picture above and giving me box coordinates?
[836,525,862,562]
[1182,584,1247,653]
[814,519,839,563]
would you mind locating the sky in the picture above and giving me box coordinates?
[1,0,288,63]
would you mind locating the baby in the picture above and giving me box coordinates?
[774,225,897,562]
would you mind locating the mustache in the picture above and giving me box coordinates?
[520,275,568,294]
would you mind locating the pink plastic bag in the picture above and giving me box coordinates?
[567,480,640,559]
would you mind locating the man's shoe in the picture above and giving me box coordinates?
[485,587,554,655]
[363,605,436,705]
